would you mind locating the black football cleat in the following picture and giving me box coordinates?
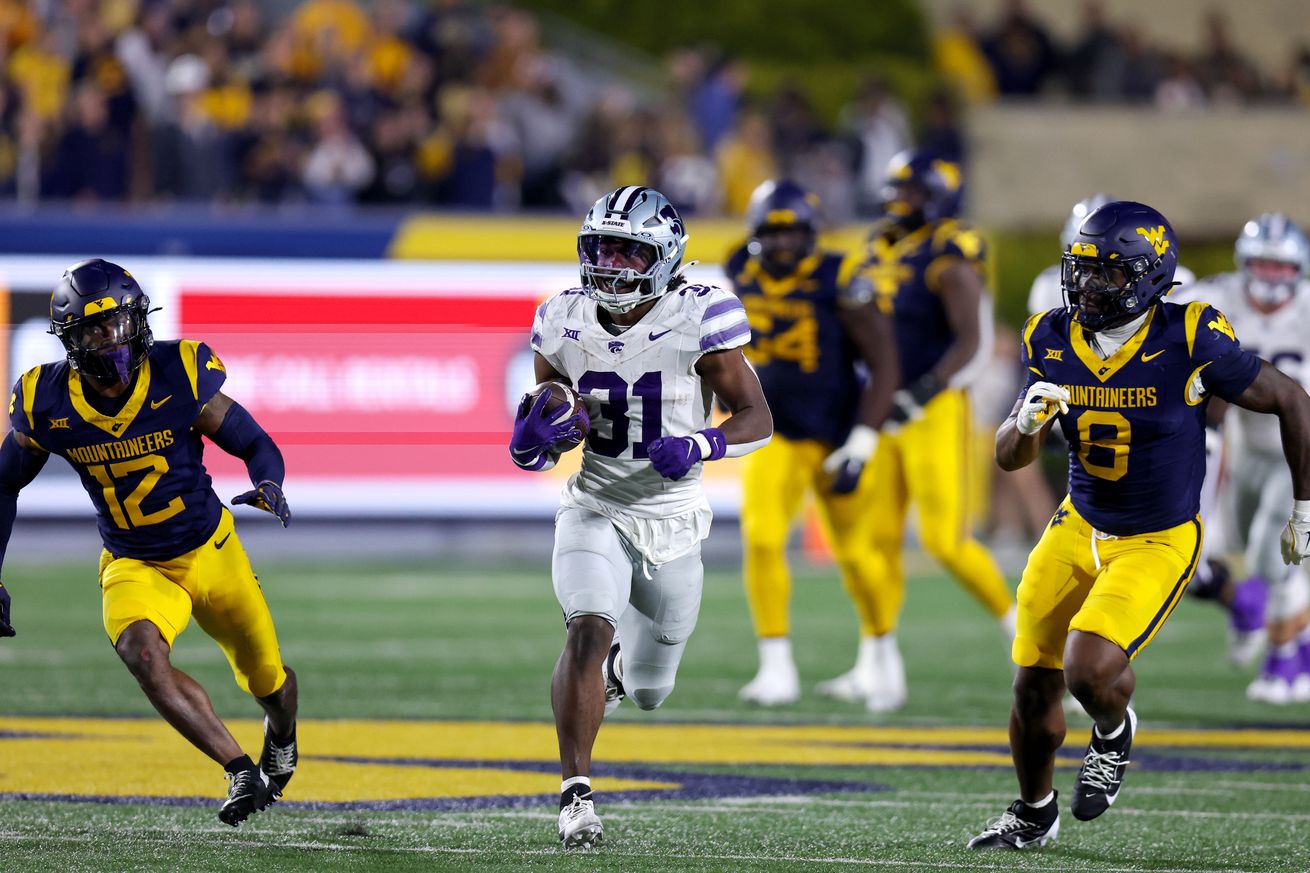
[218,765,277,827]
[967,794,1060,849]
[1071,705,1137,821]
[259,718,298,795]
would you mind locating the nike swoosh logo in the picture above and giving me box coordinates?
[215,532,232,549]
[150,395,172,410]
[1141,350,1164,362]
[648,329,673,341]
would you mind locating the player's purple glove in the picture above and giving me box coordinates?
[0,581,14,637]
[233,480,291,527]
[647,428,727,481]
[510,390,586,471]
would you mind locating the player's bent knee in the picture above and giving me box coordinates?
[628,684,674,710]
[918,527,962,562]
[114,620,171,678]
[244,663,287,699]
[564,613,616,659]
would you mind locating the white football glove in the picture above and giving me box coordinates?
[822,425,879,494]
[1279,500,1310,565]
[1016,381,1071,436]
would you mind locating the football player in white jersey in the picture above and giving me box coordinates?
[1174,213,1310,702]
[509,186,773,849]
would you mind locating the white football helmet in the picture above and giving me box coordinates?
[1235,212,1309,308]
[578,186,689,313]
[1060,193,1114,248]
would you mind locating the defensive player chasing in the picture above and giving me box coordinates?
[509,187,772,849]
[0,260,298,826]
[843,149,1016,711]
[1174,213,1310,701]
[728,179,899,706]
[968,202,1310,850]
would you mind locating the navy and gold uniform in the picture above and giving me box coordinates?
[1014,301,1261,668]
[729,245,889,638]
[851,219,1014,627]
[9,340,286,696]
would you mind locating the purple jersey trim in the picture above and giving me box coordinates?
[700,321,750,351]
[702,297,744,323]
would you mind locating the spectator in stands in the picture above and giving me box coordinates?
[838,76,910,216]
[918,87,967,164]
[933,6,997,104]
[1062,0,1123,102]
[1197,10,1262,103]
[1155,52,1207,110]
[980,0,1060,97]
[45,82,130,201]
[685,50,747,154]
[301,90,375,205]
[715,107,776,216]
[652,104,719,215]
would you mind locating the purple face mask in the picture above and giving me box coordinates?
[99,345,134,384]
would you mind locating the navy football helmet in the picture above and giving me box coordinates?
[746,179,819,275]
[880,149,964,228]
[1234,212,1309,309]
[1061,201,1179,331]
[49,259,155,384]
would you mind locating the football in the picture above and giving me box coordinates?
[534,381,590,442]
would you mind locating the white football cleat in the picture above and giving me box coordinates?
[1291,672,1310,703]
[815,666,875,703]
[1246,674,1295,705]
[866,634,906,713]
[1227,627,1267,668]
[558,795,603,850]
[739,663,800,706]
[740,637,800,706]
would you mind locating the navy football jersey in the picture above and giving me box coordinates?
[1021,301,1261,536]
[850,219,987,385]
[10,340,230,560]
[726,245,862,446]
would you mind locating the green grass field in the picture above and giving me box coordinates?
[1,553,1307,872]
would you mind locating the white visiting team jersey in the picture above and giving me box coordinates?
[1173,272,1310,456]
[1027,263,1197,316]
[531,283,750,522]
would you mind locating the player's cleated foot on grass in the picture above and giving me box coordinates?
[602,642,626,717]
[815,666,874,703]
[966,794,1059,849]
[219,765,277,827]
[558,795,603,849]
[259,717,298,794]
[1071,705,1137,821]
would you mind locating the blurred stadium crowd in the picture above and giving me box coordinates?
[1,0,1306,216]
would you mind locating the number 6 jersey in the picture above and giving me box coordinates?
[9,341,229,560]
[531,284,750,521]
[1021,301,1260,536]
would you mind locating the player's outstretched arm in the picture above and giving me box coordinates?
[195,392,291,527]
[647,349,772,481]
[1230,360,1310,562]
[0,431,50,636]
[824,301,900,493]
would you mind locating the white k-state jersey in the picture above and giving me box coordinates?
[1172,272,1310,455]
[531,283,750,518]
[1027,263,1197,316]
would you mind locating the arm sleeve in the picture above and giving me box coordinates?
[698,290,751,355]
[207,401,286,487]
[1189,304,1261,402]
[0,433,48,576]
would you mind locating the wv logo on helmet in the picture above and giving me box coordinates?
[1136,225,1170,256]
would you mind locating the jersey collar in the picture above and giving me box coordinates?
[1070,308,1156,383]
[68,360,152,437]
